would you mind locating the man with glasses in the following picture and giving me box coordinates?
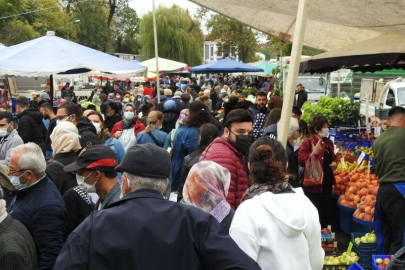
[56,102,100,147]
[7,143,65,270]
[200,109,253,209]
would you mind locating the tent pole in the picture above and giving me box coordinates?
[152,0,160,103]
[337,69,341,98]
[278,0,310,148]
[50,74,54,103]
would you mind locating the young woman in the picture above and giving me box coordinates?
[136,111,167,147]
[111,104,145,151]
[104,102,122,132]
[230,137,324,270]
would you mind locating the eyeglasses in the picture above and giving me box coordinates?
[8,169,27,175]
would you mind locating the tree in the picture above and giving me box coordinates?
[206,15,259,63]
[113,2,140,54]
[139,5,203,66]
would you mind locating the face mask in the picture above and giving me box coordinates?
[124,111,134,120]
[10,171,28,189]
[224,98,229,102]
[116,95,121,99]
[76,171,97,193]
[92,122,101,134]
[56,115,71,126]
[228,132,253,155]
[319,127,329,138]
[137,98,142,102]
[130,96,135,102]
[105,112,111,117]
[0,123,10,137]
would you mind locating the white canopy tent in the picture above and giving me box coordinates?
[139,57,187,73]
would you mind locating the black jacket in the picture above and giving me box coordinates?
[249,104,269,118]
[286,142,299,187]
[8,176,65,270]
[63,186,93,240]
[295,89,308,110]
[46,152,78,195]
[45,118,57,151]
[55,189,261,270]
[210,91,219,111]
[77,118,100,147]
[0,215,38,270]
[105,114,122,132]
[162,110,179,133]
[17,108,46,153]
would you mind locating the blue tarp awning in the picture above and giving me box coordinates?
[189,58,264,73]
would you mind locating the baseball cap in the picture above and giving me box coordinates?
[64,145,117,172]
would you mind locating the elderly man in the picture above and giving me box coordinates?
[7,143,65,270]
[0,199,38,270]
[55,144,261,270]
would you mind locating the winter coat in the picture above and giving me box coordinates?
[63,186,93,240]
[170,127,199,192]
[0,129,23,166]
[171,96,182,112]
[8,176,66,270]
[45,118,56,151]
[46,152,78,196]
[298,135,336,193]
[17,108,46,153]
[111,119,145,139]
[162,110,179,133]
[0,214,38,270]
[54,189,261,270]
[262,124,278,139]
[95,182,121,210]
[230,188,324,270]
[104,114,122,132]
[295,90,308,110]
[249,104,269,119]
[104,137,125,164]
[200,137,248,209]
[77,118,100,147]
[143,86,154,99]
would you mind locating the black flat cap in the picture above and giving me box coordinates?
[116,144,171,179]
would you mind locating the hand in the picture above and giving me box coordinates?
[312,140,323,155]
[115,131,122,138]
[330,162,337,170]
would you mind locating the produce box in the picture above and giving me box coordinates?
[351,233,378,270]
[372,255,392,270]
[348,263,366,270]
[338,202,356,234]
[323,265,350,270]
[352,216,373,233]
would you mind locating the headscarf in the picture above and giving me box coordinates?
[163,100,176,111]
[182,161,231,223]
[122,103,136,128]
[50,121,81,156]
[177,109,189,127]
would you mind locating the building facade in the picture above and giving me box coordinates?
[203,40,239,64]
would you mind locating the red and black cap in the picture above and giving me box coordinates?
[64,145,117,173]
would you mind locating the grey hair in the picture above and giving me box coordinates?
[0,199,6,216]
[11,143,46,177]
[124,173,168,195]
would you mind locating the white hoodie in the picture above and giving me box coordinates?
[230,188,324,270]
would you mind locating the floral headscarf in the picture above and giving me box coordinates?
[177,109,189,127]
[182,161,231,223]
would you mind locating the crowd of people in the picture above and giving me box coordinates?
[0,74,403,270]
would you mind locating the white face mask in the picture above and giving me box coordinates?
[92,122,101,134]
[10,171,28,189]
[56,115,72,126]
[76,171,97,193]
[0,123,10,137]
[124,111,134,120]
[319,127,329,138]
[224,98,229,102]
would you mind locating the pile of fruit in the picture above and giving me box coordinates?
[353,194,377,222]
[324,252,359,266]
[374,256,393,270]
[354,232,377,245]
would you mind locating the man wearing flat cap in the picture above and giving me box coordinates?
[55,144,261,270]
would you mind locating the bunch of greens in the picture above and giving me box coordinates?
[301,96,360,126]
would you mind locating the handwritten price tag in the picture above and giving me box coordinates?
[374,126,381,137]
[357,152,366,165]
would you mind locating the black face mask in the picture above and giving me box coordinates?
[228,131,253,155]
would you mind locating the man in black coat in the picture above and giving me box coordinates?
[16,96,46,153]
[0,198,38,270]
[8,143,65,270]
[56,102,100,147]
[55,144,261,270]
[294,83,308,110]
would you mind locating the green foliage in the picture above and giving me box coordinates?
[206,15,259,63]
[301,97,360,126]
[113,1,140,54]
[139,5,203,66]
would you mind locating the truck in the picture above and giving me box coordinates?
[283,69,328,102]
[359,77,405,120]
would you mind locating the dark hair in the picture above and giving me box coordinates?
[0,111,13,123]
[16,96,29,108]
[388,106,405,119]
[187,101,215,128]
[229,95,239,104]
[40,102,53,111]
[87,111,104,123]
[100,94,108,103]
[256,91,267,98]
[297,83,303,87]
[142,103,151,115]
[180,93,191,102]
[122,91,130,97]
[106,102,119,115]
[38,99,51,108]
[224,109,253,130]
[69,86,74,91]
[299,120,310,138]
[263,108,281,129]
[191,123,219,157]
[103,170,117,179]
[58,102,82,119]
[248,137,288,184]
[200,95,209,102]
[87,104,97,111]
[309,115,328,134]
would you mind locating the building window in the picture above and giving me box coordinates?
[205,45,209,60]
[210,46,214,57]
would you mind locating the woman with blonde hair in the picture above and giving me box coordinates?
[136,111,167,147]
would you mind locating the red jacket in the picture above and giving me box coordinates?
[143,86,154,100]
[298,135,336,193]
[111,120,145,138]
[199,137,248,209]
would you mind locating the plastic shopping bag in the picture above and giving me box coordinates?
[303,154,324,186]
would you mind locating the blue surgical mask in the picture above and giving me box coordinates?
[10,171,28,189]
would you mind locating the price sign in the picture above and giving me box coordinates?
[374,126,381,137]
[357,152,366,165]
